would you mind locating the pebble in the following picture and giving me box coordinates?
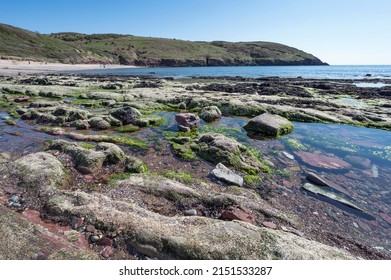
[97,237,113,246]
[262,221,277,229]
[184,209,197,216]
[90,235,101,242]
[9,195,20,203]
[352,222,359,228]
[371,165,379,178]
[71,217,84,230]
[85,224,96,233]
[282,151,295,160]
[101,246,113,258]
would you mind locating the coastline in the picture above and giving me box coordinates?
[0,59,139,76]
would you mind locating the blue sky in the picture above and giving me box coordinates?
[1,0,390,65]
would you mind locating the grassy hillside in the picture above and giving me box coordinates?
[0,23,327,66]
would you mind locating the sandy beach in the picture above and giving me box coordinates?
[0,59,138,76]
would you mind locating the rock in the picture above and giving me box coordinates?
[11,152,68,190]
[302,183,365,213]
[44,187,357,260]
[243,113,294,137]
[379,212,391,225]
[0,205,98,260]
[295,151,351,170]
[195,133,268,174]
[90,235,101,242]
[111,106,141,125]
[101,246,113,258]
[211,163,244,187]
[96,142,125,164]
[13,96,30,102]
[200,106,222,122]
[184,209,197,216]
[48,140,106,174]
[86,225,96,233]
[88,117,111,130]
[356,220,371,232]
[282,151,294,160]
[178,124,191,132]
[281,226,304,237]
[344,155,371,169]
[28,100,59,108]
[306,172,350,196]
[72,119,90,130]
[175,113,200,130]
[220,205,256,225]
[371,165,379,178]
[125,156,148,173]
[9,195,19,203]
[97,237,113,246]
[262,221,277,229]
[71,217,84,230]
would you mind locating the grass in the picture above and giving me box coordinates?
[160,170,193,184]
[0,23,325,65]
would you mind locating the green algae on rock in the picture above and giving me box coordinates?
[244,113,294,137]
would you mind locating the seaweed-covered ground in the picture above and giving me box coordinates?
[0,74,390,260]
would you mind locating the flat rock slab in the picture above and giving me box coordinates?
[296,151,351,170]
[244,113,294,137]
[306,172,350,196]
[211,163,244,187]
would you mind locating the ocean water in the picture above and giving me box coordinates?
[68,65,391,80]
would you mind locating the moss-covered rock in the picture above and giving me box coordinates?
[193,133,267,174]
[125,156,148,173]
[96,142,125,164]
[244,113,294,137]
[11,152,68,189]
[200,106,222,122]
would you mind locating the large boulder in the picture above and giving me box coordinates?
[200,106,222,122]
[244,113,294,137]
[194,133,268,174]
[110,106,141,125]
[11,152,68,189]
[175,113,200,132]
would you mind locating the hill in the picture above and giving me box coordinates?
[0,23,327,66]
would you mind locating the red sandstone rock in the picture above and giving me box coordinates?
[295,151,351,170]
[220,205,256,225]
[262,221,277,229]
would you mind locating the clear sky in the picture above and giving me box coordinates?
[1,0,390,65]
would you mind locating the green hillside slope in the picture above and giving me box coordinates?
[0,23,327,66]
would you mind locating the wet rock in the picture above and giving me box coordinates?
[195,133,267,174]
[379,212,391,225]
[88,117,111,130]
[282,151,294,160]
[125,156,148,173]
[184,209,197,216]
[220,205,256,225]
[111,106,141,125]
[96,142,125,164]
[344,155,371,169]
[101,246,113,258]
[90,235,101,242]
[178,124,191,132]
[296,151,351,170]
[200,106,222,122]
[72,119,90,130]
[28,100,59,108]
[262,221,277,229]
[306,172,350,196]
[175,113,200,130]
[13,95,30,102]
[302,183,365,213]
[244,113,294,137]
[211,163,244,187]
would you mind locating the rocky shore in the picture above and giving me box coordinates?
[0,73,390,260]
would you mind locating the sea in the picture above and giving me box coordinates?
[67,65,391,80]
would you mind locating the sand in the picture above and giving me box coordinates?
[0,59,138,76]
